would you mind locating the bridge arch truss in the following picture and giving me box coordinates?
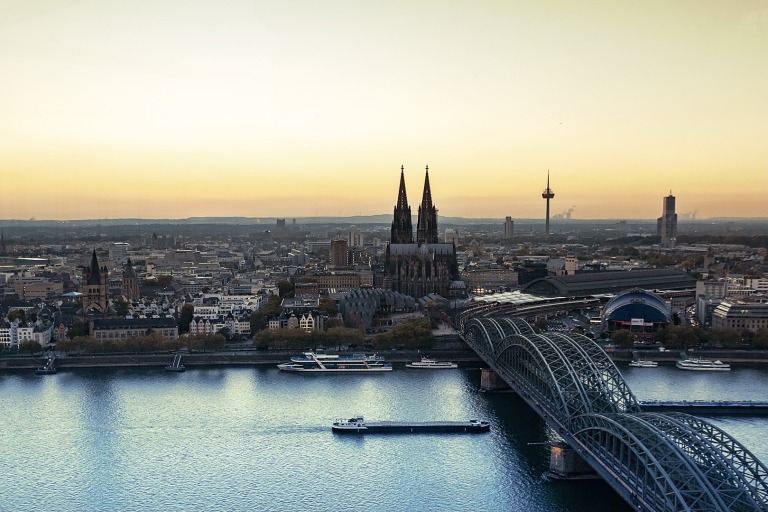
[461,313,768,511]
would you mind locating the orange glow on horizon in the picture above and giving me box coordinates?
[1,1,766,221]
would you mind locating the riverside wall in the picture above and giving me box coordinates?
[0,349,484,371]
[3,346,768,372]
[607,348,768,363]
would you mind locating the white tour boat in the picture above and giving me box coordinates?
[405,357,458,369]
[628,359,658,368]
[289,352,383,363]
[629,359,659,368]
[278,352,392,372]
[676,357,730,371]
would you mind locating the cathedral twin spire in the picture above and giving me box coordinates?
[391,165,438,245]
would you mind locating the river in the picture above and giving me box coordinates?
[1,362,766,512]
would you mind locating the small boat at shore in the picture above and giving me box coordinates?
[406,357,458,369]
[676,357,730,371]
[629,359,658,368]
[332,415,490,434]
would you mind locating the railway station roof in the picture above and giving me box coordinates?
[521,268,695,297]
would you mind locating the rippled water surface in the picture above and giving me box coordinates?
[622,362,768,463]
[2,362,766,511]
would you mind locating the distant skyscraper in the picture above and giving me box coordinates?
[541,171,555,240]
[504,217,514,240]
[657,192,678,248]
[330,239,349,267]
[346,229,364,247]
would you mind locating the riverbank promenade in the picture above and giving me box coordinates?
[0,349,483,371]
[3,346,768,372]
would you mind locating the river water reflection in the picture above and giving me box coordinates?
[1,362,765,511]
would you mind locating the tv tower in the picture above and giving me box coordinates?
[542,171,555,240]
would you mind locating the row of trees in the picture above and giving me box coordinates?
[250,318,435,352]
[610,325,768,350]
[57,333,226,354]
[370,318,434,350]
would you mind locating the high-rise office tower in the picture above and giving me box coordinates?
[504,217,514,239]
[330,239,349,267]
[657,192,678,248]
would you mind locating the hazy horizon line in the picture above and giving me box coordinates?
[1,215,766,225]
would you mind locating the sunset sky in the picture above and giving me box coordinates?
[1,0,766,221]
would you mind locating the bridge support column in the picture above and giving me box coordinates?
[480,368,510,392]
[548,442,598,479]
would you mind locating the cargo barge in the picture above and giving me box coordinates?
[332,415,490,433]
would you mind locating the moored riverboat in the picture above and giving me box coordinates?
[405,357,458,369]
[676,357,730,371]
[628,359,658,368]
[278,352,392,372]
[290,352,384,363]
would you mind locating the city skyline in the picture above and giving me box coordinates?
[1,1,766,221]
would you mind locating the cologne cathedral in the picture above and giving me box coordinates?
[384,166,459,298]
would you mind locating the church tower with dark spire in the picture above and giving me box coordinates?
[390,165,413,244]
[416,165,439,244]
[82,249,109,313]
[122,258,140,302]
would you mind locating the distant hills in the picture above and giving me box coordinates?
[0,216,765,227]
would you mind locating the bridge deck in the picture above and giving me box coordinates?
[640,400,768,415]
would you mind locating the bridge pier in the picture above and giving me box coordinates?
[480,368,511,392]
[548,442,598,480]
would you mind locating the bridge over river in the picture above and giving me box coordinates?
[458,307,768,512]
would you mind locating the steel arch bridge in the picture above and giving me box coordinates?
[460,313,768,512]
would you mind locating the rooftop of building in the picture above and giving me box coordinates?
[522,268,696,297]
